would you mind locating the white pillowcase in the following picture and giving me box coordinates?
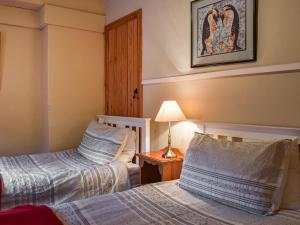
[179,133,292,215]
[78,121,129,164]
[280,138,300,209]
[196,135,300,210]
[116,130,136,163]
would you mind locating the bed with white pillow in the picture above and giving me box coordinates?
[0,115,150,210]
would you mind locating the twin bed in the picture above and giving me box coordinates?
[1,117,300,225]
[0,115,151,210]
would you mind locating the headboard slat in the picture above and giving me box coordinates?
[175,121,300,152]
[97,115,151,165]
[231,137,243,142]
[217,135,228,141]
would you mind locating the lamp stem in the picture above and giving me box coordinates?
[168,121,171,151]
[163,121,177,158]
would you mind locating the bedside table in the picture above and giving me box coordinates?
[136,148,184,184]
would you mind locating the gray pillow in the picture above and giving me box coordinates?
[78,121,129,165]
[179,133,292,215]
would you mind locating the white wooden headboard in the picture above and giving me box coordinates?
[97,115,151,157]
[199,122,300,155]
[171,121,300,151]
[199,122,300,142]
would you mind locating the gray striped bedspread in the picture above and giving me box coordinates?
[0,149,129,210]
[53,180,300,225]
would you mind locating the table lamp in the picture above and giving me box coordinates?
[155,100,186,158]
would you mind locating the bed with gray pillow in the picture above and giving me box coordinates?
[0,120,138,210]
[49,133,300,225]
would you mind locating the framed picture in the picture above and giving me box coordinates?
[191,0,256,67]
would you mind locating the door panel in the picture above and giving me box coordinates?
[114,23,128,116]
[105,10,142,117]
[128,18,138,117]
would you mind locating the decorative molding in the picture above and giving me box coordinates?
[39,4,105,33]
[0,1,104,16]
[0,5,40,29]
[0,4,105,32]
[44,3,105,16]
[142,63,300,85]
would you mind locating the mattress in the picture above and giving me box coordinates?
[53,180,300,225]
[127,162,141,188]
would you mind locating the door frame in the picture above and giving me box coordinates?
[104,9,143,117]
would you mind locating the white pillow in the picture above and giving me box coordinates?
[193,135,300,210]
[179,133,292,215]
[280,138,300,209]
[78,121,129,164]
[243,137,300,209]
[116,130,136,163]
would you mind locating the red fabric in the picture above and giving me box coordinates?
[0,175,2,209]
[0,205,64,225]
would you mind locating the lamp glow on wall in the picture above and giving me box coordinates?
[155,100,186,158]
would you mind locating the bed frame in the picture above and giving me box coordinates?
[192,121,300,146]
[97,115,151,163]
[171,121,300,151]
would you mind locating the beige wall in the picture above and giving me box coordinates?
[105,0,300,150]
[106,0,300,77]
[0,24,44,156]
[0,1,105,156]
[46,25,104,151]
[42,3,105,151]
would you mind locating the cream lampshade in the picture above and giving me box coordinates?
[155,101,186,158]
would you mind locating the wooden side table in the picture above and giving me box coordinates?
[136,148,184,184]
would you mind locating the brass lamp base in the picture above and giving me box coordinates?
[162,148,177,158]
[161,121,177,158]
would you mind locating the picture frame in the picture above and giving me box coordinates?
[191,0,256,67]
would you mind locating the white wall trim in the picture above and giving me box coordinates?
[142,63,300,85]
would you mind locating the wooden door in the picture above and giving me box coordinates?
[105,9,142,117]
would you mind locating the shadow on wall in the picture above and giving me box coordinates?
[152,120,201,153]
